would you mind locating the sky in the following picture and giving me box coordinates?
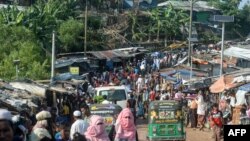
[239,0,250,9]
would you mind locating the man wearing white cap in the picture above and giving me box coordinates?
[70,110,89,140]
[0,109,14,141]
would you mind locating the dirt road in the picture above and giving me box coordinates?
[137,119,213,141]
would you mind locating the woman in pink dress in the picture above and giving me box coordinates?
[114,108,138,141]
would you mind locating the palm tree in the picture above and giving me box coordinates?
[23,0,80,54]
[150,8,162,41]
[0,4,24,26]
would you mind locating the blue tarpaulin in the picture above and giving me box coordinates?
[53,73,86,81]
[239,83,250,92]
[160,73,177,81]
[161,69,206,82]
[161,69,196,77]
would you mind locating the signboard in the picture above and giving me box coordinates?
[212,15,234,22]
[69,67,79,75]
[149,102,182,123]
[91,110,114,114]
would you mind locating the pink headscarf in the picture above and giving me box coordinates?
[115,108,136,140]
[84,115,110,141]
[247,108,250,118]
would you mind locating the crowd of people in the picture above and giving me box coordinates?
[0,55,161,141]
[184,91,250,141]
[0,106,138,141]
[1,53,250,141]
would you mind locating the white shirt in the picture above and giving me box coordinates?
[196,95,206,115]
[122,84,132,93]
[140,64,145,70]
[197,103,206,115]
[70,119,89,140]
[87,85,94,95]
[160,93,170,100]
[155,84,160,92]
[230,96,236,107]
[136,77,143,85]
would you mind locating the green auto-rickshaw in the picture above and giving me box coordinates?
[147,100,186,141]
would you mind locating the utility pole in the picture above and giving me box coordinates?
[51,31,55,83]
[220,22,225,76]
[212,15,234,76]
[190,44,193,80]
[188,0,193,66]
[13,60,20,80]
[84,0,88,57]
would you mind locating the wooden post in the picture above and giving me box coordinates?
[53,91,57,108]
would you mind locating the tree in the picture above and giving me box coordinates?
[0,25,49,80]
[150,8,163,41]
[0,0,108,80]
[0,24,37,59]
[23,0,83,54]
[161,5,189,45]
[238,4,250,36]
[58,19,84,52]
[207,0,250,38]
[0,5,24,26]
[208,0,241,15]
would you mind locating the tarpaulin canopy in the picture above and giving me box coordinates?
[161,69,207,82]
[192,57,209,65]
[224,47,250,61]
[239,83,250,92]
[163,69,205,76]
[158,1,219,12]
[53,73,86,81]
[160,73,177,82]
[189,82,208,90]
[209,75,236,93]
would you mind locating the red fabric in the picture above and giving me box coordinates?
[210,110,223,127]
[150,91,156,101]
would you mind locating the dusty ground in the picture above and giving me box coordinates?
[137,119,214,141]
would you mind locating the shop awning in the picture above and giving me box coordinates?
[209,75,236,93]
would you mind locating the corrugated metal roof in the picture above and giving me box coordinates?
[158,1,219,12]
[9,82,46,97]
[56,47,147,60]
[89,50,128,59]
[55,58,88,68]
